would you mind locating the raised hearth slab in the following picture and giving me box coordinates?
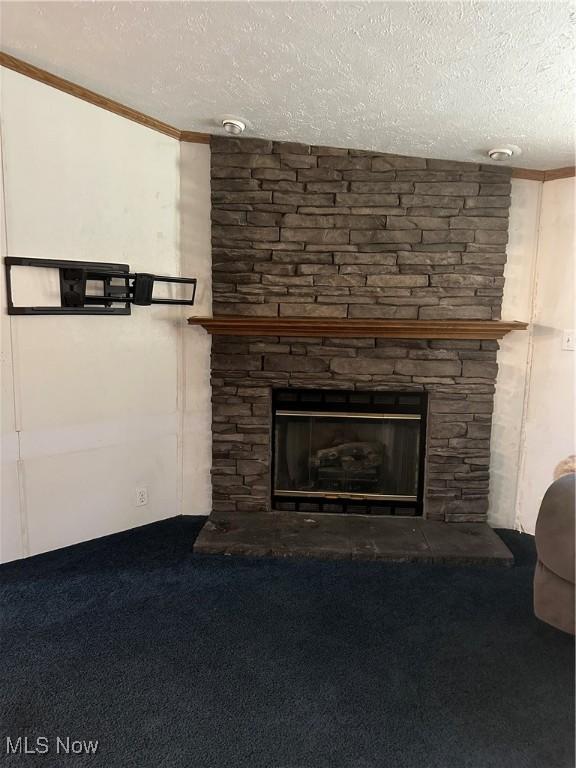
[193,513,514,566]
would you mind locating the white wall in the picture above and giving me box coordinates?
[489,177,575,533]
[0,69,212,562]
[180,142,213,516]
[489,179,541,528]
[515,177,576,532]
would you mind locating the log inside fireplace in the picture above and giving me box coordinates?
[272,389,428,516]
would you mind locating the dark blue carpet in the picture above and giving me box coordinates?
[1,518,573,767]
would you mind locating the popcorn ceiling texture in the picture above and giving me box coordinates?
[209,136,513,523]
[4,2,574,168]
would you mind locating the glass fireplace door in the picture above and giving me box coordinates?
[274,412,421,500]
[272,389,427,516]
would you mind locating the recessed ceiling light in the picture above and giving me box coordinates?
[487,145,521,162]
[222,118,246,136]
[488,148,514,161]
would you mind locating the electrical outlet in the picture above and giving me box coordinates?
[562,330,576,351]
[135,488,148,507]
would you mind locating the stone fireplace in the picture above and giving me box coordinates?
[210,334,501,522]
[189,135,523,562]
[202,135,514,527]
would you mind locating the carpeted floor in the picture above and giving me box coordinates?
[1,517,573,768]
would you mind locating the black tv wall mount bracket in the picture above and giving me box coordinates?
[4,257,197,315]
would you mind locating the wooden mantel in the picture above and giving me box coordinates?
[187,316,528,340]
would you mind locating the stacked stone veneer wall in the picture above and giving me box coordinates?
[209,137,512,522]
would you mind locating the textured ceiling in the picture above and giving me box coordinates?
[1,1,574,168]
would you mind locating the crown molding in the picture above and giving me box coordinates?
[510,168,545,181]
[511,167,576,182]
[180,131,211,144]
[1,51,574,169]
[544,166,576,182]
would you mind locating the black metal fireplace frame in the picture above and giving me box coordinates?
[271,388,428,517]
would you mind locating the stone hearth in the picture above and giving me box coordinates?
[194,512,513,565]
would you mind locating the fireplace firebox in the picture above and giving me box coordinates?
[272,389,427,516]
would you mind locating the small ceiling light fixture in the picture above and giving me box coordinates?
[487,145,521,162]
[222,118,246,136]
[488,147,513,161]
